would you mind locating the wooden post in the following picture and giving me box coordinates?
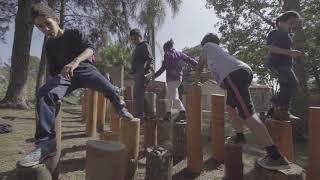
[119,118,140,179]
[254,161,304,180]
[211,94,225,163]
[144,117,158,149]
[173,121,187,160]
[110,105,121,136]
[157,99,168,119]
[97,92,107,132]
[124,86,134,100]
[82,89,89,122]
[145,92,157,118]
[186,83,203,174]
[145,146,173,180]
[157,120,173,151]
[307,107,320,180]
[224,142,243,180]
[265,119,294,161]
[85,140,127,180]
[99,130,119,142]
[16,102,62,180]
[86,90,98,137]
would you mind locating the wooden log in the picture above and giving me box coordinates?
[97,92,107,132]
[16,164,52,180]
[254,160,304,180]
[211,94,225,163]
[144,117,158,149]
[99,130,119,141]
[16,102,62,180]
[307,107,320,180]
[157,99,168,119]
[173,121,187,160]
[82,89,89,122]
[110,105,121,136]
[86,90,98,137]
[186,83,203,174]
[125,100,134,114]
[85,140,127,180]
[224,142,243,180]
[44,102,62,180]
[157,120,173,151]
[119,118,140,179]
[145,92,157,118]
[145,146,173,180]
[124,86,134,100]
[265,118,294,161]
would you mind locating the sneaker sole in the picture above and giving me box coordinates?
[18,151,57,168]
[257,158,290,170]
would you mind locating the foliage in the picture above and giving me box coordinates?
[0,1,16,42]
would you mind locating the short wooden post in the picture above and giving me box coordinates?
[255,161,304,180]
[157,99,168,119]
[157,120,173,151]
[145,146,173,180]
[307,107,320,180]
[85,140,127,180]
[97,92,107,132]
[16,102,62,180]
[186,83,203,174]
[82,89,89,122]
[110,105,121,136]
[265,119,294,161]
[144,117,158,149]
[211,94,225,163]
[119,118,140,179]
[99,130,119,141]
[173,121,187,160]
[224,142,243,180]
[124,86,134,100]
[86,90,98,137]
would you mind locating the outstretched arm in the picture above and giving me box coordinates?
[154,62,166,78]
[181,52,198,67]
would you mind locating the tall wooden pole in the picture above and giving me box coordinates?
[86,90,98,137]
[97,92,107,132]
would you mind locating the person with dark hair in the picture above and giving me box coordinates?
[129,28,155,122]
[197,33,290,170]
[154,39,198,121]
[266,11,303,120]
[17,3,134,167]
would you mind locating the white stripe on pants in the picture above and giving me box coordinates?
[166,80,185,112]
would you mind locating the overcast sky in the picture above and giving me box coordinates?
[0,0,219,81]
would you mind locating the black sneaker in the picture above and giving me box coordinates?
[226,135,246,144]
[174,111,186,122]
[257,155,290,170]
[119,108,134,121]
[17,140,57,167]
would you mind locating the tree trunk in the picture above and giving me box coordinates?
[59,0,65,28]
[0,0,35,109]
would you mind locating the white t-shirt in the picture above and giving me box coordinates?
[201,42,252,85]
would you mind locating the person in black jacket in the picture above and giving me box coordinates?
[17,3,134,168]
[129,29,155,122]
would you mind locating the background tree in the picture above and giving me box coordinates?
[0,1,16,42]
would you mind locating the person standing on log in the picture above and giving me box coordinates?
[196,33,290,170]
[154,39,198,122]
[17,3,134,168]
[129,29,155,123]
[265,11,303,121]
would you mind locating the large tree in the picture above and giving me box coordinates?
[0,0,38,109]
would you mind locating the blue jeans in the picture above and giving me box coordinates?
[271,66,298,109]
[35,64,124,143]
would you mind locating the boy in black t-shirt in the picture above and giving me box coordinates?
[17,3,133,167]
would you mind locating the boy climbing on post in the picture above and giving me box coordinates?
[196,33,290,170]
[17,3,133,167]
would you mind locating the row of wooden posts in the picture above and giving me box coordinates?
[17,83,320,180]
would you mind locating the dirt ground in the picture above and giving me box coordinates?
[0,105,307,180]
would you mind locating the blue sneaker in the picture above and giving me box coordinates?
[17,140,57,167]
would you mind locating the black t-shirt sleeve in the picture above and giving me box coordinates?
[266,30,277,46]
[73,30,95,53]
[45,41,59,76]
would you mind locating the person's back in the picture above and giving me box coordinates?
[202,42,251,85]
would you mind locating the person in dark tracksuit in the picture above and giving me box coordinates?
[17,3,133,167]
[266,11,303,121]
[197,33,290,170]
[129,29,155,122]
